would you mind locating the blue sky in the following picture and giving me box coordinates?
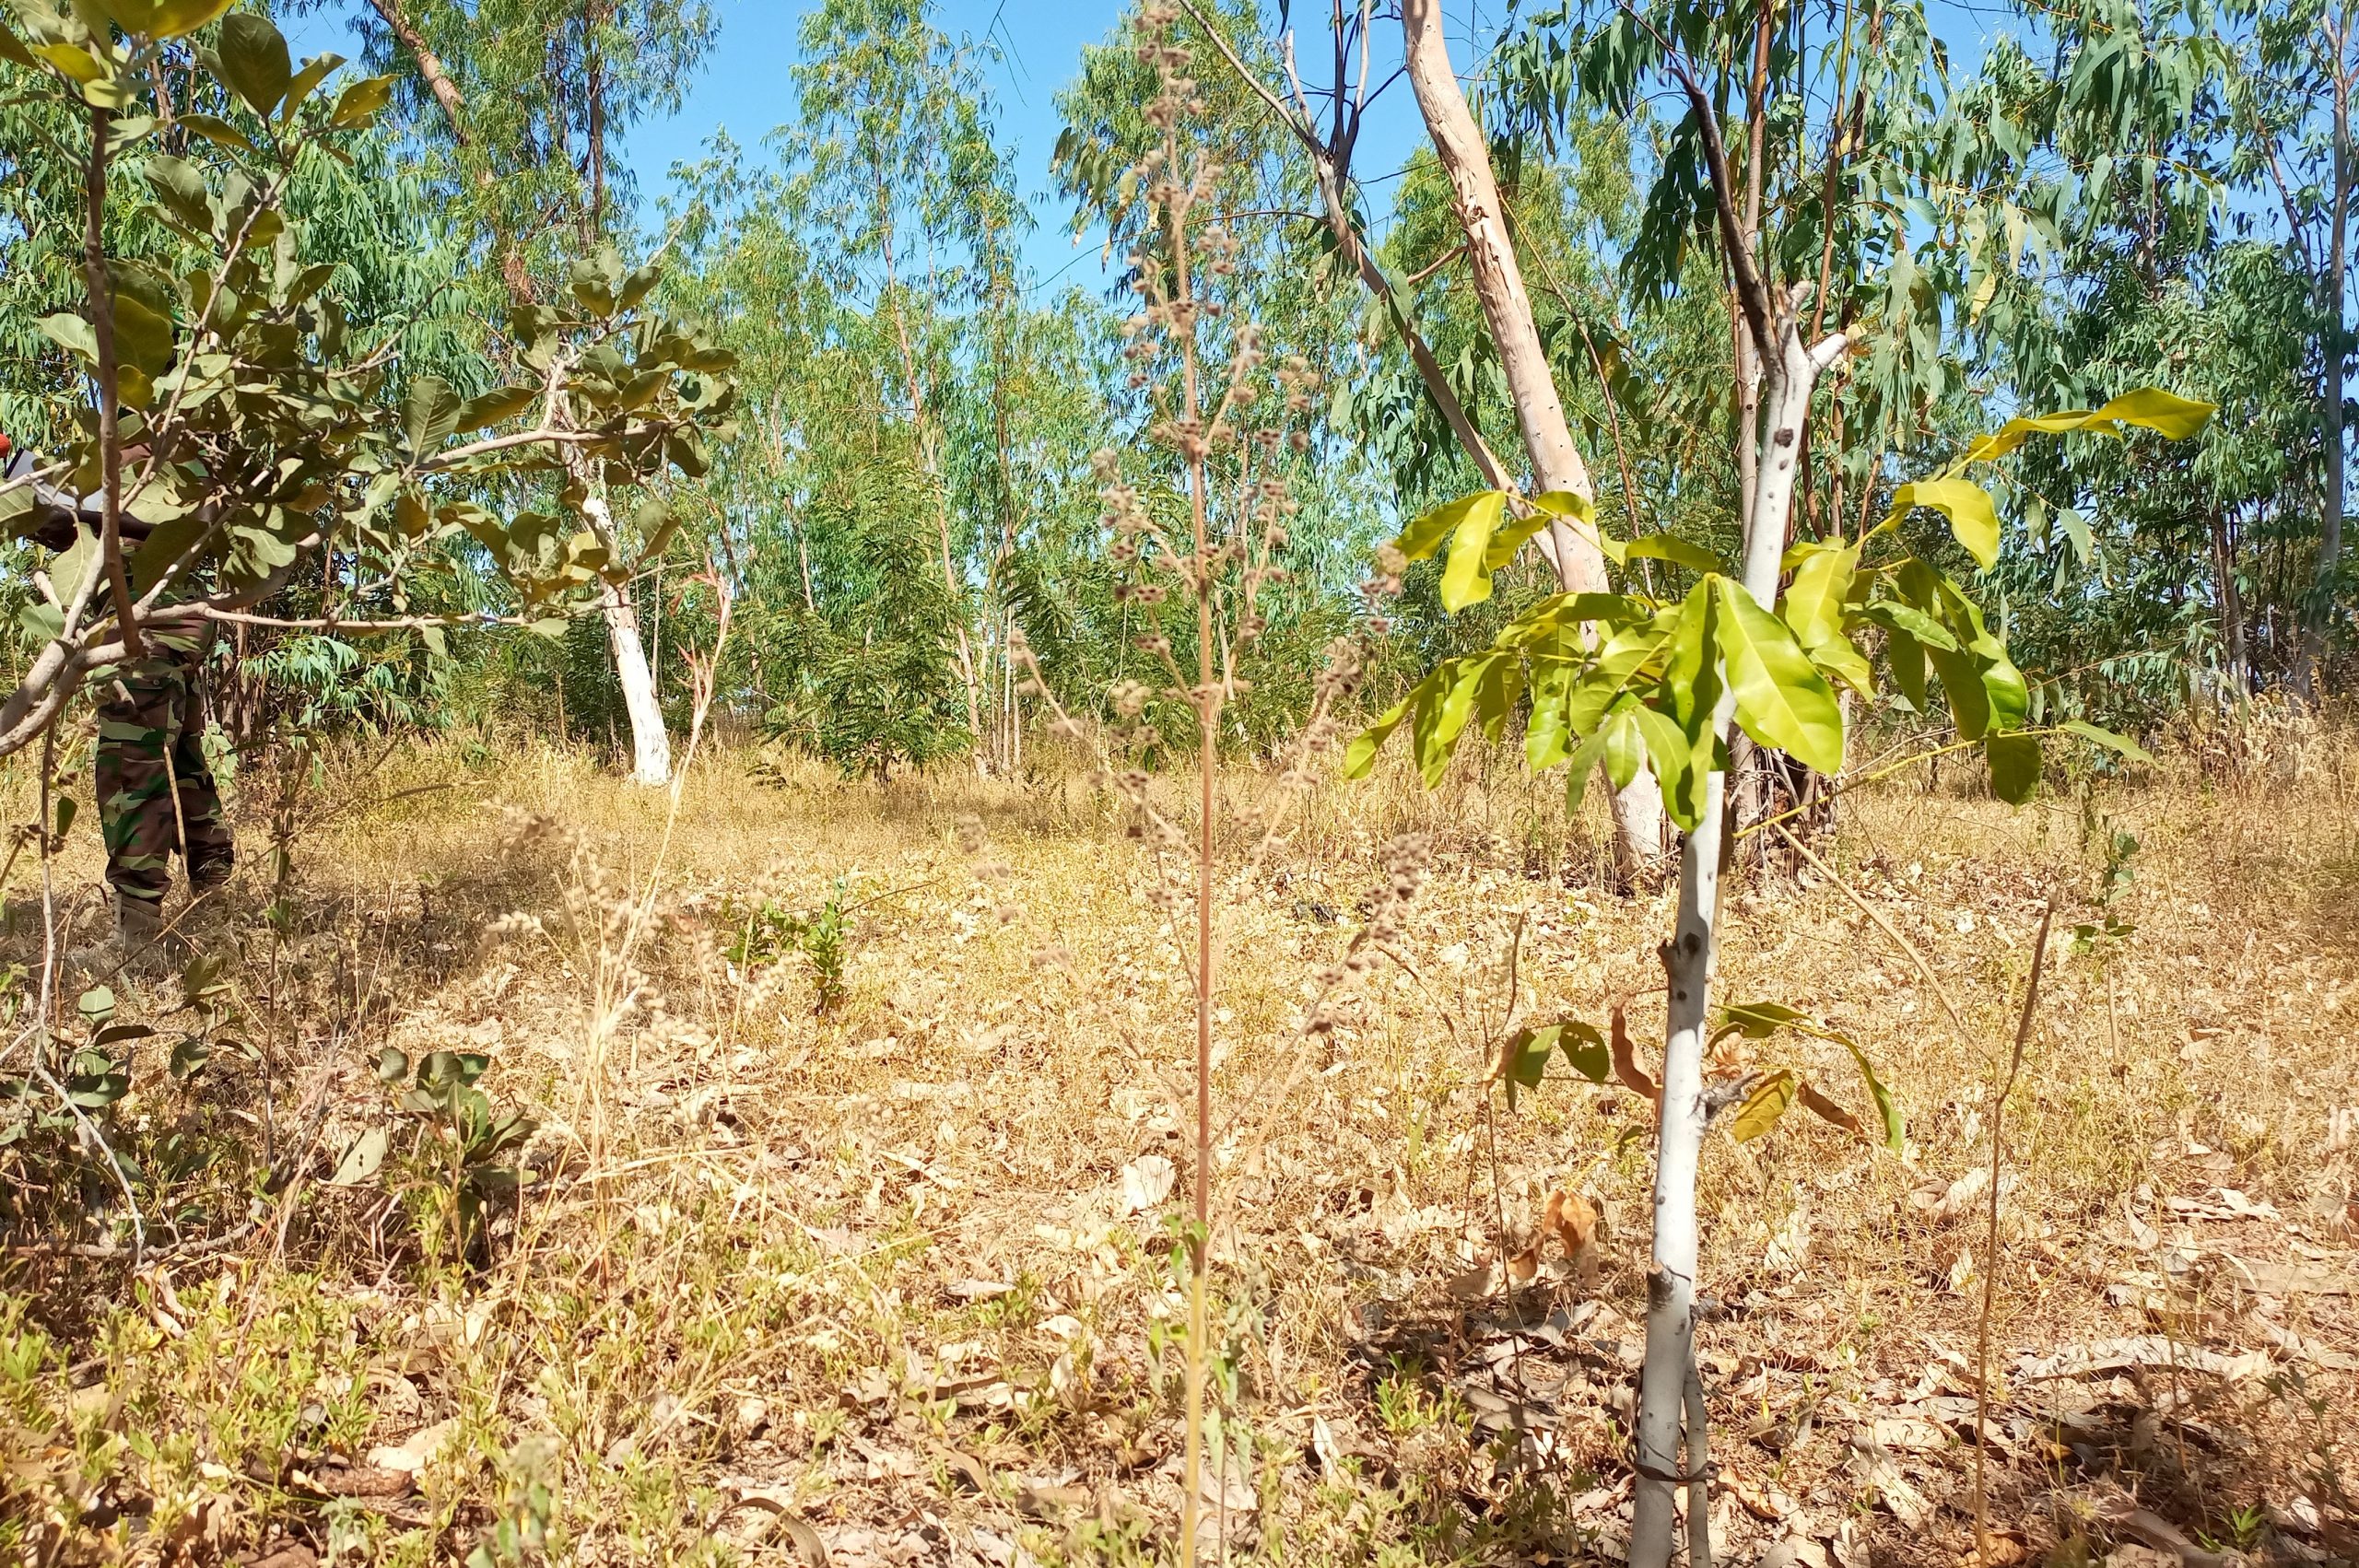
[281,0,2035,298]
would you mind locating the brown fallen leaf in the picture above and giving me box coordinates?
[299,1464,415,1500]
[239,1545,316,1568]
[1610,1002,1659,1104]
[1506,1245,1542,1283]
[2094,1498,2227,1568]
[934,1445,992,1494]
[728,1487,830,1567]
[1797,1081,1864,1137]
[1543,1188,1599,1261]
[1960,1528,2027,1568]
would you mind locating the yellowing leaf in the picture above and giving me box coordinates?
[1888,476,2001,569]
[1731,1071,1796,1142]
[1716,579,1844,776]
[1439,490,1509,611]
[1393,489,1503,560]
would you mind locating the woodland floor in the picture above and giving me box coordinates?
[1,716,2355,1568]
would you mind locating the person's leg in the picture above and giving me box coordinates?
[96,658,187,935]
[171,662,233,890]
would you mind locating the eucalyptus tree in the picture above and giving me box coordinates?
[2229,0,2357,687]
[781,0,1026,768]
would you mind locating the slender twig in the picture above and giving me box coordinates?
[1973,900,2055,1565]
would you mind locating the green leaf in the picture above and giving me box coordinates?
[1600,699,1646,790]
[328,72,394,129]
[77,987,116,1024]
[1502,1028,1552,1108]
[1551,1020,1610,1082]
[1986,731,2041,804]
[279,51,341,122]
[1924,641,1991,741]
[35,311,98,365]
[1862,598,1960,652]
[1716,579,1844,775]
[404,375,461,454]
[144,152,213,234]
[1414,655,1496,785]
[1622,534,1724,574]
[1394,489,1507,560]
[147,0,237,38]
[1720,1000,1808,1037]
[0,19,35,68]
[1343,686,1418,779]
[1779,542,1858,649]
[53,796,76,838]
[1731,1071,1796,1143]
[1524,657,1574,771]
[1438,490,1509,612]
[2058,718,2153,765]
[1888,476,2001,569]
[178,113,256,152]
[30,41,107,84]
[214,12,291,116]
[111,292,174,376]
[1959,387,2218,466]
[127,510,215,594]
[452,384,539,433]
[1631,700,1707,830]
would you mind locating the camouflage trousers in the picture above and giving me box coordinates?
[96,647,233,906]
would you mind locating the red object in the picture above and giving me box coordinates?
[0,434,12,456]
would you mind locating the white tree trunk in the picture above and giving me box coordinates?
[599,577,670,786]
[576,475,672,787]
[1400,0,1665,875]
[1629,321,1845,1568]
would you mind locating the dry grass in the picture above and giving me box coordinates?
[1,714,2354,1568]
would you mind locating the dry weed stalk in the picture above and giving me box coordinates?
[988,9,1424,1556]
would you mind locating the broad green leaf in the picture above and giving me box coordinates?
[2058,718,2153,765]
[1482,510,1550,572]
[1564,614,1675,732]
[1716,580,1844,775]
[1415,655,1496,784]
[1600,700,1646,790]
[1631,701,1708,830]
[329,72,394,129]
[35,311,98,365]
[1861,599,1959,652]
[1888,476,2001,569]
[1720,1000,1808,1037]
[148,0,237,38]
[111,293,174,376]
[1660,579,1719,730]
[1395,489,1504,560]
[1924,640,1991,740]
[0,19,34,67]
[1779,542,1858,649]
[1809,633,1875,697]
[31,41,106,84]
[279,52,342,122]
[1473,650,1524,742]
[452,384,539,433]
[1959,387,2217,466]
[404,375,461,454]
[128,510,214,594]
[178,113,256,152]
[1525,657,1575,770]
[214,12,291,115]
[1731,1071,1796,1142]
[144,152,213,234]
[1986,731,2041,803]
[1550,1020,1610,1082]
[1501,1029,1552,1108]
[1439,490,1509,611]
[1622,534,1725,574]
